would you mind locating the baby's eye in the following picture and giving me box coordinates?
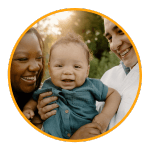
[56,64,62,67]
[74,65,81,68]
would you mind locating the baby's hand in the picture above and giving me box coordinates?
[23,109,35,120]
[92,113,111,133]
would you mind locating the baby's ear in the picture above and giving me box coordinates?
[86,65,90,77]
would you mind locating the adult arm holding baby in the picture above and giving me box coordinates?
[92,87,121,133]
[35,88,120,139]
[30,89,102,139]
[23,91,59,120]
[31,32,121,139]
[36,95,104,139]
[24,91,103,139]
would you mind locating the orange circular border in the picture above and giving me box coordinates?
[8,8,142,142]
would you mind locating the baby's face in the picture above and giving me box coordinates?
[49,42,90,90]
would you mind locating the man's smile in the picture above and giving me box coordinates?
[118,46,133,58]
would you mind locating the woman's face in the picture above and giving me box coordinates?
[11,33,43,93]
[104,19,137,68]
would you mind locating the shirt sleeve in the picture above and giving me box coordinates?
[89,78,108,102]
[32,78,53,101]
[32,87,52,101]
[98,80,108,102]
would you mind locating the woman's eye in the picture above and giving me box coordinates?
[17,58,28,61]
[36,56,43,60]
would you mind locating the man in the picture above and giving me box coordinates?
[96,18,139,129]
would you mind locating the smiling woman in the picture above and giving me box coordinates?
[11,34,42,93]
[10,28,44,112]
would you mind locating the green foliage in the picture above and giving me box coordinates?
[89,51,120,79]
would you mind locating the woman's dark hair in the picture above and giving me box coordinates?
[26,27,45,91]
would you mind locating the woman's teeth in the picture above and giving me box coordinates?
[21,76,36,81]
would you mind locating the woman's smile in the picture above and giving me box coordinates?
[21,76,37,84]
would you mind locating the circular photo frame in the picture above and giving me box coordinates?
[7,8,142,143]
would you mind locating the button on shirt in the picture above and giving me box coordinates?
[33,77,108,139]
[65,110,69,113]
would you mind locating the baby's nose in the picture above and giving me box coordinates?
[63,69,73,75]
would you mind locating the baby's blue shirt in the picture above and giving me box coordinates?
[33,77,108,139]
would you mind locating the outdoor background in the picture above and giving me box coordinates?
[34,11,120,82]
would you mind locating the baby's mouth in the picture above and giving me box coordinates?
[62,79,74,82]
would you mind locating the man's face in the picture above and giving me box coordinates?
[104,19,137,68]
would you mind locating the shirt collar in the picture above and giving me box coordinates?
[120,61,130,75]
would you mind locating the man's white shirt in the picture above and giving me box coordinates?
[96,63,139,129]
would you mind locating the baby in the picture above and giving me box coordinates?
[23,32,121,139]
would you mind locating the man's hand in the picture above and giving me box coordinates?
[70,122,102,139]
[92,113,110,133]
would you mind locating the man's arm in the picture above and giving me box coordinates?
[101,87,121,119]
[93,88,121,133]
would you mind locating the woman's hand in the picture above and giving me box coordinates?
[37,91,59,120]
[70,122,101,140]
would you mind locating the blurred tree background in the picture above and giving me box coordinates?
[34,11,120,82]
